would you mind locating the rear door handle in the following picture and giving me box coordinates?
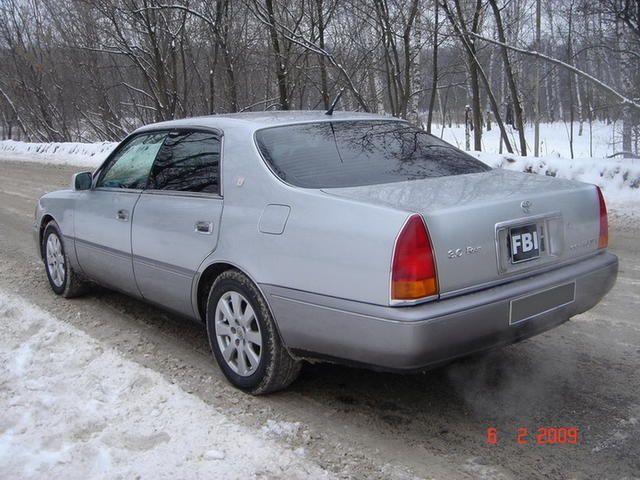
[195,221,213,234]
[117,209,129,221]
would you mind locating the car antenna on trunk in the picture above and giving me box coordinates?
[325,88,346,116]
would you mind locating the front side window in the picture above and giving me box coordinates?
[255,121,490,188]
[147,131,220,194]
[98,133,166,189]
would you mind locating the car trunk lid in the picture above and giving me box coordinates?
[322,169,601,297]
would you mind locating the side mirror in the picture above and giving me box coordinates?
[72,171,93,191]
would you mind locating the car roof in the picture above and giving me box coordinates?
[133,110,406,135]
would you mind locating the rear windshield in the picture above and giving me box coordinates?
[255,120,490,188]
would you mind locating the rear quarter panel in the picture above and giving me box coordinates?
[198,127,409,306]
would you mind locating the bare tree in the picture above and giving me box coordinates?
[488,0,527,155]
[426,0,440,134]
[0,0,636,156]
[441,0,514,153]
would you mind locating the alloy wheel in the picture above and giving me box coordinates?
[46,233,66,288]
[214,291,262,376]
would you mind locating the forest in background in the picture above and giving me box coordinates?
[0,0,638,157]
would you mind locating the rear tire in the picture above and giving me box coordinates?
[206,269,301,394]
[42,221,88,298]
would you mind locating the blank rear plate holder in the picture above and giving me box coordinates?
[509,282,576,325]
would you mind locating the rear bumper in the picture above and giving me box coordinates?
[261,251,618,370]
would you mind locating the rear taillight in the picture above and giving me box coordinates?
[597,186,608,249]
[391,214,438,301]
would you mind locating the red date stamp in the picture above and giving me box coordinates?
[487,427,579,445]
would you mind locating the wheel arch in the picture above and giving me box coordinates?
[195,262,235,322]
[38,214,56,259]
[193,261,283,336]
[194,261,273,320]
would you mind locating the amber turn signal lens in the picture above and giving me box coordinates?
[392,278,438,300]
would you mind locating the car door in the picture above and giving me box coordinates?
[74,132,167,296]
[131,129,224,317]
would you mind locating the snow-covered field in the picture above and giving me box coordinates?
[0,140,116,168]
[0,290,330,479]
[433,120,625,159]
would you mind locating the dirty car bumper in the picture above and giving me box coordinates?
[261,252,618,370]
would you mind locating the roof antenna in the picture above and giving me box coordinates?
[325,88,346,116]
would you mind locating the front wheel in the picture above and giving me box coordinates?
[42,221,88,298]
[206,270,301,394]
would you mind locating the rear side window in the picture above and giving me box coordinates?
[255,121,490,188]
[148,131,221,194]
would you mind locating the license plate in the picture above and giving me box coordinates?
[508,224,541,263]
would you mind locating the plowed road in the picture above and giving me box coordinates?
[1,159,638,479]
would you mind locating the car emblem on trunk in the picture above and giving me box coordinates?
[521,200,532,213]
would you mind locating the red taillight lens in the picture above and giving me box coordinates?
[391,214,438,301]
[597,186,608,249]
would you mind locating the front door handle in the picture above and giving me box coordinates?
[116,209,129,221]
[195,221,213,234]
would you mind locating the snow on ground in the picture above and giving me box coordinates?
[0,140,116,168]
[432,121,624,159]
[0,290,331,479]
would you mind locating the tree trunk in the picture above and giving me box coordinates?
[546,3,564,120]
[468,0,483,150]
[469,61,483,150]
[408,0,422,123]
[622,106,633,157]
[426,1,439,134]
[545,68,554,122]
[488,0,526,155]
[567,4,574,159]
[315,0,330,110]
[442,0,513,153]
[575,74,583,136]
[265,0,289,110]
[402,0,420,120]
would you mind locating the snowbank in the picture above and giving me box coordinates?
[468,151,640,205]
[0,290,330,479]
[0,140,116,168]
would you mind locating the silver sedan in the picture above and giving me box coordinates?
[34,111,618,393]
